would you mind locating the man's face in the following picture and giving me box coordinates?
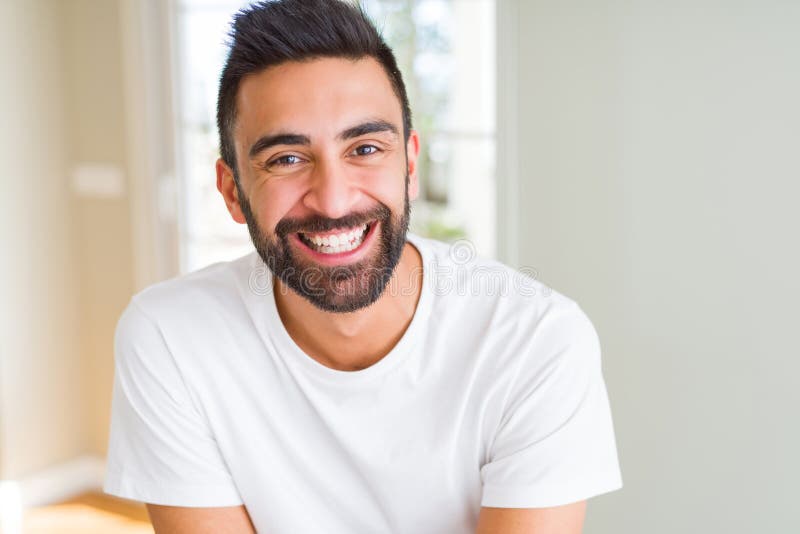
[218,57,419,312]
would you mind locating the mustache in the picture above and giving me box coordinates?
[274,204,391,237]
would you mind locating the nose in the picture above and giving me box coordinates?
[302,157,360,219]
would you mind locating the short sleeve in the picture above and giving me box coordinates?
[480,303,623,508]
[104,299,243,507]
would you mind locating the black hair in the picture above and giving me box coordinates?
[216,0,412,179]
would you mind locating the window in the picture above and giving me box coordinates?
[174,0,496,272]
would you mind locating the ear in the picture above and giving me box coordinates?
[216,158,247,224]
[405,130,421,201]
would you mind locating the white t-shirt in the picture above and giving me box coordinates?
[105,233,622,533]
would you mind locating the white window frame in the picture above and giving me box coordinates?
[495,0,520,266]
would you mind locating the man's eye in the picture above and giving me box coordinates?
[268,154,303,168]
[353,145,379,156]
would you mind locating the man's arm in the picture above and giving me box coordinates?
[146,502,584,534]
[146,504,256,534]
[475,501,586,534]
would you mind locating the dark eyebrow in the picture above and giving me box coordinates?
[248,133,310,159]
[248,120,398,159]
[337,120,399,141]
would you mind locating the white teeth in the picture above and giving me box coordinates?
[300,223,371,254]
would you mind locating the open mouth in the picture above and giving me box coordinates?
[297,222,374,255]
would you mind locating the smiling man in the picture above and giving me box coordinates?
[231,58,415,317]
[104,1,622,533]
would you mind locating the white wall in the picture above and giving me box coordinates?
[506,1,800,532]
[0,0,88,478]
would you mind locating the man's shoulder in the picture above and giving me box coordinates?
[413,235,602,396]
[411,233,577,317]
[413,233,597,355]
[129,251,260,322]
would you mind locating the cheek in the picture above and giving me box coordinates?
[382,182,407,208]
[358,167,408,206]
[249,183,306,231]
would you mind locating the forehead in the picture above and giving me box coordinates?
[235,57,403,145]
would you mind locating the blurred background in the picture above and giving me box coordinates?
[0,0,798,533]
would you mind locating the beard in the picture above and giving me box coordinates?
[237,177,411,313]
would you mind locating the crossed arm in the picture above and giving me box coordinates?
[146,500,586,533]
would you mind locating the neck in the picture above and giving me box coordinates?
[273,242,423,371]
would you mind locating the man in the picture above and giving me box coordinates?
[104,1,622,532]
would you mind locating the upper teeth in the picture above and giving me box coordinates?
[301,224,368,252]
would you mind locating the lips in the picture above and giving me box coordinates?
[290,220,380,266]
